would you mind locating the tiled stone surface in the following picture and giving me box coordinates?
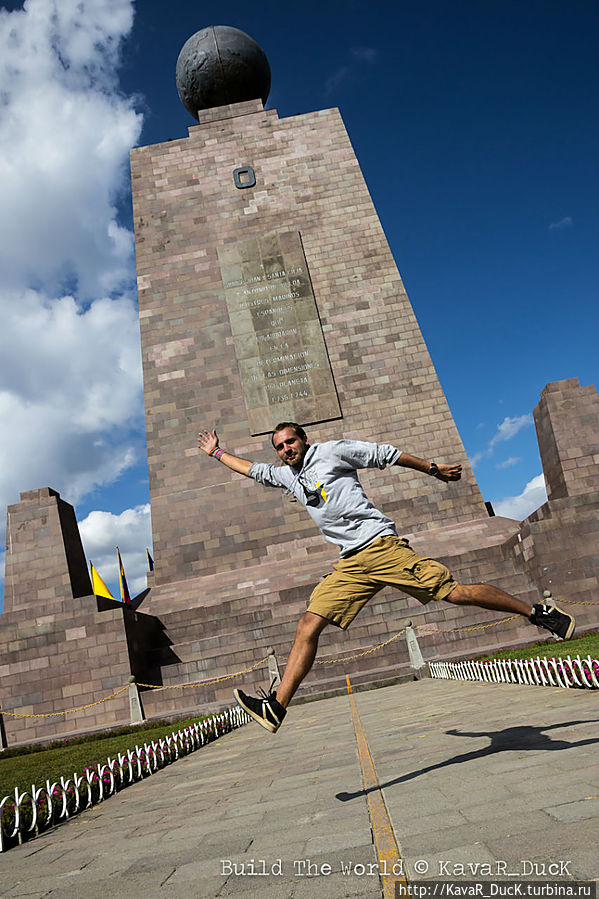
[358,680,599,883]
[1,691,381,898]
[2,680,598,897]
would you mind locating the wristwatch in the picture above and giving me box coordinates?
[428,462,439,477]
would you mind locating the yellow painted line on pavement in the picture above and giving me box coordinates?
[346,677,410,899]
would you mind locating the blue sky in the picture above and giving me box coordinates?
[0,0,597,606]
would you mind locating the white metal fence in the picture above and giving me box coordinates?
[429,655,599,690]
[0,706,249,852]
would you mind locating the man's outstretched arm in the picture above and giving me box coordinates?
[197,429,254,477]
[394,452,462,483]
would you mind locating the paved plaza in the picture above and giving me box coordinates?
[1,678,598,898]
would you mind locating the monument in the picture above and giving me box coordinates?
[1,26,598,746]
[132,24,487,602]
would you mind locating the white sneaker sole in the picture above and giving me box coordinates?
[233,688,280,733]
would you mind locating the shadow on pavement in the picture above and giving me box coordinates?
[336,718,599,801]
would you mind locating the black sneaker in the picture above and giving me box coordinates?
[233,683,287,734]
[530,601,575,640]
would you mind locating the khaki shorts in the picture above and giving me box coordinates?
[307,535,458,629]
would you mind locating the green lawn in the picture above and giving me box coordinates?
[477,629,599,662]
[0,714,216,800]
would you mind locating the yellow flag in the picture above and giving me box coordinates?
[90,561,116,601]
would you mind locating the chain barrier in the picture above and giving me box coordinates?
[416,615,519,634]
[0,686,130,720]
[315,628,407,665]
[313,595,596,665]
[137,655,269,690]
[314,613,523,665]
[557,598,599,605]
[0,658,269,720]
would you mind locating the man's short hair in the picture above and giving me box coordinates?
[271,421,308,446]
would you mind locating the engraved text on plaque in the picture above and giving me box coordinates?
[218,231,341,435]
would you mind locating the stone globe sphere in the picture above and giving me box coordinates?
[175,25,271,120]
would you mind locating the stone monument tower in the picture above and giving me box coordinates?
[123,23,554,707]
[131,26,488,616]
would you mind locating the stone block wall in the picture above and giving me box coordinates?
[533,378,599,500]
[507,494,599,632]
[130,98,487,603]
[0,489,132,745]
[4,488,91,614]
[0,594,131,745]
[124,380,599,716]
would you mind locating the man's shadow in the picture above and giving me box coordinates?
[336,718,599,802]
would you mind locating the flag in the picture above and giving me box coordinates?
[90,561,116,601]
[146,548,154,572]
[116,547,131,604]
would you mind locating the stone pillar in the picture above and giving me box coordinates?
[4,488,92,615]
[267,647,281,688]
[405,622,428,679]
[533,379,599,500]
[128,677,145,725]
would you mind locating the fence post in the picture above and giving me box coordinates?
[128,677,145,725]
[405,621,428,679]
[266,647,281,688]
[0,711,7,750]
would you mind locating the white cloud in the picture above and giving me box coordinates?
[79,504,152,597]
[351,47,377,63]
[325,45,378,96]
[490,414,532,447]
[496,456,521,469]
[493,474,547,521]
[0,1,144,601]
[324,65,350,96]
[0,289,143,509]
[470,414,533,466]
[548,216,573,231]
[0,0,141,298]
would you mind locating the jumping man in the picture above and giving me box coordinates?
[197,423,575,734]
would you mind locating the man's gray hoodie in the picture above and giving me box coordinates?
[249,439,401,557]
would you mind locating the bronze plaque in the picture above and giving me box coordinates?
[218,231,341,435]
